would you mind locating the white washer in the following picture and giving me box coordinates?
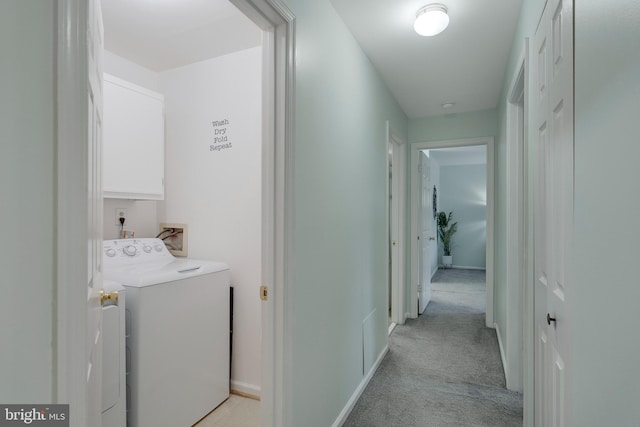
[102,280,126,427]
[103,238,230,427]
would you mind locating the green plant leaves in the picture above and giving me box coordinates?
[436,211,457,256]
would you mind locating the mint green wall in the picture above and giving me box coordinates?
[573,0,640,423]
[439,164,487,269]
[282,1,408,425]
[409,109,498,143]
[497,0,640,423]
[0,1,55,403]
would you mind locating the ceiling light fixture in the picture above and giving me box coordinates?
[414,4,450,37]
[441,102,455,109]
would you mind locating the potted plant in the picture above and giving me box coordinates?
[437,211,458,267]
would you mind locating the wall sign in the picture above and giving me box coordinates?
[210,118,232,152]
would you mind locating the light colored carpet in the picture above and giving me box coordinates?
[344,268,523,427]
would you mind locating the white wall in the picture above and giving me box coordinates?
[438,164,487,269]
[103,199,159,240]
[158,47,263,395]
[0,0,55,402]
[103,51,160,239]
[103,50,160,91]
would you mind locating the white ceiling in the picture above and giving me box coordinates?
[103,0,522,118]
[102,0,262,71]
[330,0,523,118]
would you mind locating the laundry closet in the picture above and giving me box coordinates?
[101,0,264,406]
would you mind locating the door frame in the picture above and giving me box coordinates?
[386,121,406,327]
[417,150,432,315]
[409,137,495,326]
[230,1,296,425]
[56,1,94,423]
[56,1,296,426]
[505,42,529,394]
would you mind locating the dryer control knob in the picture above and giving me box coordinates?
[154,244,164,252]
[105,248,117,258]
[123,245,137,256]
[142,245,152,253]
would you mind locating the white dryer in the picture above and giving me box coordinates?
[103,238,230,427]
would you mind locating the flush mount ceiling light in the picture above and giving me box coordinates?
[414,4,450,36]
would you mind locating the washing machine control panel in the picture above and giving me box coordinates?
[103,238,174,265]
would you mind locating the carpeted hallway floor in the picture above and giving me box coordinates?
[344,268,523,427]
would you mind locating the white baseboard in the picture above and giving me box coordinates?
[494,322,508,382]
[332,345,389,427]
[388,322,397,335]
[431,267,438,279]
[230,379,260,399]
[439,264,486,270]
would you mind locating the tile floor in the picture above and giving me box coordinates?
[194,394,260,427]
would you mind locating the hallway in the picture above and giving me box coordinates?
[345,269,522,426]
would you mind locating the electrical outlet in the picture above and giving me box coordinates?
[115,208,127,226]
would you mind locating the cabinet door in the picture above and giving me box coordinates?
[103,73,164,200]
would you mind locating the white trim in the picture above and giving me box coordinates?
[229,1,296,426]
[388,322,397,336]
[521,37,534,427]
[332,346,389,427]
[486,140,495,328]
[56,1,91,425]
[494,322,508,379]
[409,137,495,328]
[505,43,528,394]
[231,380,261,398]
[431,267,438,280]
[441,265,487,271]
[387,121,406,326]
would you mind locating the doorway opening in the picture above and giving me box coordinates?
[97,0,294,425]
[102,0,265,404]
[409,137,495,327]
[56,0,294,425]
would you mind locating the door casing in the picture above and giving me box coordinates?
[505,42,529,395]
[386,121,406,326]
[409,137,495,326]
[56,1,296,426]
[418,150,432,314]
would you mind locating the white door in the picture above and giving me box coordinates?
[533,0,573,424]
[418,151,432,314]
[87,0,105,424]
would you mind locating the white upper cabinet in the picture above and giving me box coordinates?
[103,73,164,200]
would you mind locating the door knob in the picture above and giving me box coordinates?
[429,236,435,241]
[100,289,119,306]
[392,241,396,246]
[546,313,556,325]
